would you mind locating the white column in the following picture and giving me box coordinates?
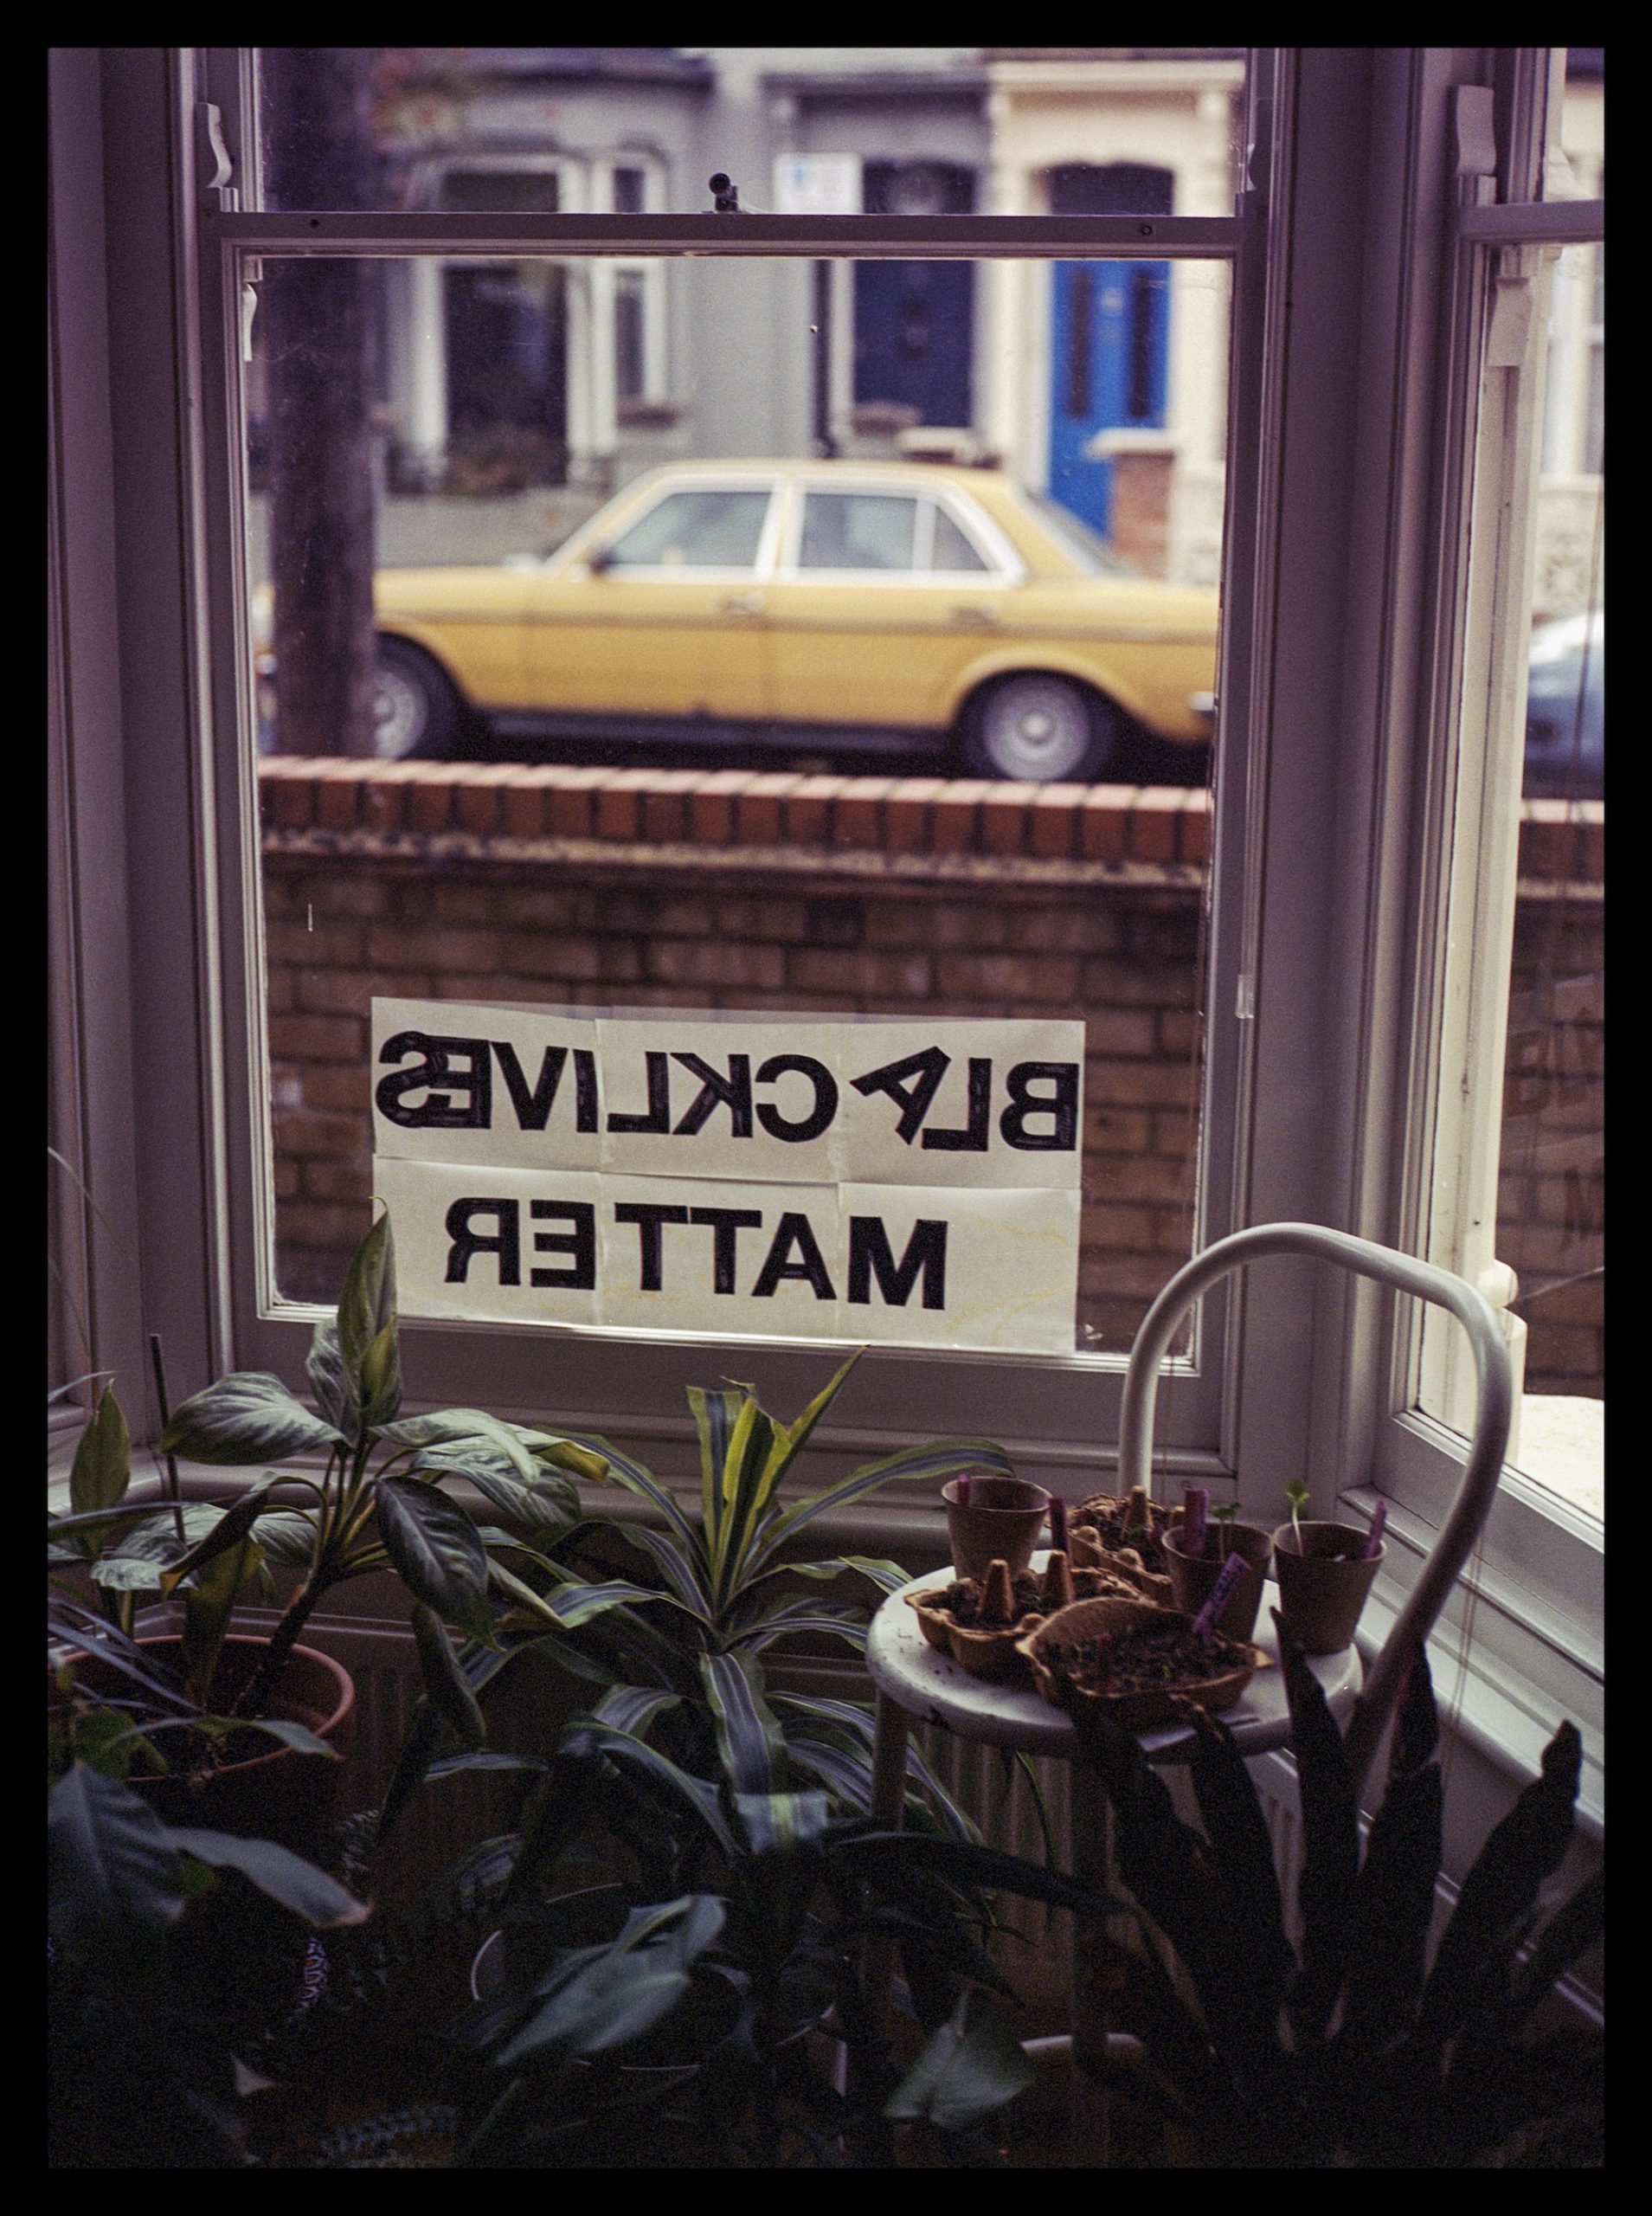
[402,256,448,482]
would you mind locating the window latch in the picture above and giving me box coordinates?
[196,101,238,213]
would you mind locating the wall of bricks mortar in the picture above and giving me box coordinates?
[259,761,1603,1391]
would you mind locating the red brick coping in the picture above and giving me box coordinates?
[256,760,1602,886]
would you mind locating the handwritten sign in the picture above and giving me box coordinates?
[370,1000,1085,1354]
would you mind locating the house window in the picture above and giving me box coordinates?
[49,53,1600,1798]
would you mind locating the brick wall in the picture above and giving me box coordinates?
[259,761,1604,1391]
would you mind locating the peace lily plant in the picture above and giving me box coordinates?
[49,1210,607,1779]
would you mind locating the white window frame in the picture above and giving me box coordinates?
[48,49,1601,1807]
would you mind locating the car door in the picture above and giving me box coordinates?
[519,479,777,724]
[763,485,1009,735]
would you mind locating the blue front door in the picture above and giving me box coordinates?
[853,161,976,431]
[1045,163,1173,539]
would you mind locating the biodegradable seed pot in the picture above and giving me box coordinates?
[1019,1594,1269,1731]
[1162,1521,1274,1644]
[1270,1521,1385,1653]
[942,1473,1051,1581]
[1069,1488,1178,1605]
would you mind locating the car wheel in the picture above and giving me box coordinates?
[963,673,1117,783]
[372,637,463,761]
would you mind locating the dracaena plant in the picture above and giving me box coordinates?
[49,1208,607,1770]
[382,1352,1018,1834]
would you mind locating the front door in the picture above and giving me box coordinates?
[1046,164,1173,538]
[853,161,977,431]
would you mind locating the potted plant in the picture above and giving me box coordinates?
[907,1550,1140,1679]
[1069,1627,1604,2167]
[1271,1478,1385,1653]
[48,1208,602,1851]
[1160,1486,1274,1642]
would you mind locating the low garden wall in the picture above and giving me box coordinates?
[258,761,1603,1393]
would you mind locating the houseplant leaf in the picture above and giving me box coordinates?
[48,1762,188,1945]
[374,1475,491,1625]
[159,1372,344,1464]
[885,1992,1036,2129]
[163,1826,370,1927]
[70,1385,131,1518]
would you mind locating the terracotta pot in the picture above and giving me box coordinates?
[55,1633,355,1858]
[942,1474,1050,1581]
[1162,1521,1273,1643]
[1270,1523,1385,1654]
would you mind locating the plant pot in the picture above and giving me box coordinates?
[942,1474,1050,1581]
[1069,1492,1178,1607]
[1018,1594,1269,1731]
[53,1633,355,1858]
[1270,1523,1385,1654]
[1161,1521,1273,1643]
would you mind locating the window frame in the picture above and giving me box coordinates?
[49,51,1600,1769]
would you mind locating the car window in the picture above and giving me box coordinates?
[798,492,919,572]
[927,503,993,574]
[603,487,772,570]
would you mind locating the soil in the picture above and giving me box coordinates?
[934,1567,1126,1628]
[1036,1615,1250,1697]
[1072,1508,1172,1575]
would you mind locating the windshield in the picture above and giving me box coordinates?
[1020,489,1143,578]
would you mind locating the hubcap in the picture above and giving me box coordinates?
[373,667,425,760]
[984,679,1090,781]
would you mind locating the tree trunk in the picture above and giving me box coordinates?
[263,48,381,757]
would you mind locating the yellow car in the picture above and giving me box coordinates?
[368,459,1218,783]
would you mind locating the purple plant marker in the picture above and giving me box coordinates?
[1364,1500,1387,1559]
[1192,1550,1247,1643]
[1181,1486,1209,1558]
[1049,1497,1068,1556]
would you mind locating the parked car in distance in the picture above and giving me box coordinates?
[358,459,1219,782]
[1524,610,1603,799]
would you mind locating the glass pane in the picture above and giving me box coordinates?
[246,253,1229,1366]
[799,493,918,571]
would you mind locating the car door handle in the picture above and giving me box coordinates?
[948,604,1000,628]
[720,591,766,615]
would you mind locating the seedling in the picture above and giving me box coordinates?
[1284,1476,1310,1546]
[1211,1500,1239,1558]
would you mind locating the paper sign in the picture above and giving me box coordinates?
[370,1000,1084,1354]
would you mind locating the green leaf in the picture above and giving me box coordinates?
[411,1601,488,1750]
[378,1408,539,1482]
[337,1207,397,1417]
[48,1762,187,1946]
[305,1315,355,1437]
[181,1536,263,1702]
[68,1705,151,1780]
[159,1372,344,1465]
[493,1896,723,2067]
[613,1521,714,1617]
[164,1826,370,1927]
[591,1685,681,1738]
[760,1349,863,1496]
[410,1442,578,1536]
[700,1649,787,1795]
[523,1433,611,1486]
[250,1508,321,1568]
[227,1716,338,1758]
[374,1476,491,1623]
[158,1478,280,1596]
[754,1437,1017,1569]
[69,1386,131,1519]
[733,1788,835,1853]
[556,1723,736,1860]
[885,1994,1038,2129]
[529,1575,694,1631]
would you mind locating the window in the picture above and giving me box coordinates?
[604,487,773,570]
[798,493,919,572]
[49,50,1600,1819]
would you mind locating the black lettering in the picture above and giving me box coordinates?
[755,1053,839,1143]
[688,1206,764,1294]
[920,1058,993,1152]
[850,1047,949,1145]
[376,1030,492,1129]
[607,1051,672,1135]
[444,1198,520,1285]
[847,1216,948,1311]
[750,1211,837,1301]
[614,1201,691,1292]
[492,1041,568,1131]
[1000,1061,1080,1151]
[529,1200,596,1290]
[573,1049,599,1133]
[672,1052,754,1138]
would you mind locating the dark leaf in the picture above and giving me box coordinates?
[411,1601,488,1750]
[69,1386,131,1518]
[379,1407,538,1480]
[592,1684,682,1738]
[1334,1756,1443,2064]
[48,1763,187,1945]
[164,1826,370,1926]
[159,1478,279,1594]
[754,1436,1016,1569]
[336,1207,397,1420]
[181,1536,263,1701]
[701,1649,786,1795]
[374,1476,491,1623]
[159,1372,343,1465]
[1276,1612,1361,2045]
[1388,1635,1440,1781]
[1417,1720,1584,2052]
[250,1508,320,1567]
[410,1442,579,1536]
[1180,1702,1295,2006]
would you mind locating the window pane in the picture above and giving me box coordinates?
[246,253,1229,1369]
[799,493,917,571]
[606,489,770,570]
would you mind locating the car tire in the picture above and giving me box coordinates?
[963,673,1118,783]
[372,636,464,761]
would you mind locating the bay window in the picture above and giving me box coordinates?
[48,49,1602,1846]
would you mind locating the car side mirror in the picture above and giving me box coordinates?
[585,543,614,576]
